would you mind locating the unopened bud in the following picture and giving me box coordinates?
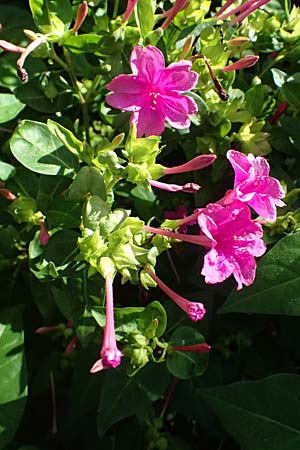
[228,37,250,47]
[0,39,25,53]
[179,35,194,59]
[73,1,88,32]
[112,133,125,146]
[23,29,39,41]
[221,55,259,72]
[0,188,17,201]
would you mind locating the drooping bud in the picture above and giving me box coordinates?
[0,39,25,53]
[161,0,190,30]
[179,35,194,60]
[122,0,138,23]
[172,343,211,353]
[38,219,51,246]
[0,188,17,201]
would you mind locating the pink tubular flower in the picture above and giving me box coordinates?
[90,276,122,373]
[106,45,198,137]
[160,0,190,30]
[145,268,206,321]
[38,219,50,246]
[0,39,25,53]
[172,343,211,353]
[198,201,266,290]
[227,150,285,222]
[221,55,259,72]
[148,179,200,193]
[122,0,138,23]
[269,101,289,125]
[163,154,216,175]
[216,0,271,25]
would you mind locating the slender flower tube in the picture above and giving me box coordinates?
[215,0,236,17]
[229,0,271,25]
[145,268,206,321]
[0,188,17,201]
[148,179,200,193]
[172,343,211,353]
[17,34,48,83]
[122,0,138,23]
[35,325,60,335]
[144,224,212,247]
[165,205,195,233]
[90,276,122,373]
[0,39,25,53]
[38,219,51,246]
[161,0,190,30]
[269,101,289,125]
[221,55,259,72]
[217,0,261,19]
[65,335,79,355]
[163,154,216,175]
[73,1,88,32]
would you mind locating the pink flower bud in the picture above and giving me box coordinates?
[0,188,17,201]
[64,336,79,355]
[149,179,200,193]
[161,0,190,30]
[172,343,211,353]
[221,55,259,72]
[0,39,25,53]
[73,1,88,32]
[163,154,216,175]
[38,220,50,246]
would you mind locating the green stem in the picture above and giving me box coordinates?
[51,46,90,144]
[113,0,120,19]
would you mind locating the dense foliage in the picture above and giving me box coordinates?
[1,0,300,449]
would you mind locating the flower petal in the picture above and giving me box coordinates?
[160,60,199,92]
[161,93,197,129]
[130,45,165,83]
[106,74,147,93]
[131,107,166,137]
[227,150,252,184]
[233,252,257,290]
[247,194,277,222]
[106,92,147,111]
[201,248,236,285]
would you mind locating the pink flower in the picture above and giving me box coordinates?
[227,150,285,222]
[38,219,50,246]
[198,201,266,290]
[145,268,206,321]
[90,276,122,373]
[106,45,198,137]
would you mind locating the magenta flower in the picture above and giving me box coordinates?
[106,45,198,137]
[227,150,285,222]
[90,276,122,373]
[145,268,206,321]
[198,201,266,290]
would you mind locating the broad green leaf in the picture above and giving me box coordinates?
[282,73,300,109]
[61,34,103,54]
[167,326,209,379]
[10,120,80,176]
[47,120,83,158]
[29,0,73,34]
[97,368,153,437]
[0,162,15,181]
[135,0,154,39]
[67,167,107,201]
[202,374,300,450]
[0,306,27,450]
[219,233,300,316]
[50,279,84,324]
[271,68,288,88]
[46,197,81,228]
[138,301,167,338]
[15,76,76,113]
[0,94,25,124]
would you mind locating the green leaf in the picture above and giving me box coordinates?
[167,326,209,379]
[202,374,300,450]
[29,0,73,34]
[10,120,80,176]
[0,162,16,181]
[61,33,103,54]
[282,73,300,109]
[67,167,107,201]
[0,94,25,124]
[138,301,167,338]
[97,368,153,438]
[46,197,81,228]
[135,0,154,39]
[47,120,83,158]
[271,68,288,88]
[219,233,300,316]
[50,279,84,324]
[0,306,27,450]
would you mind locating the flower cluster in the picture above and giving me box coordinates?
[92,45,285,374]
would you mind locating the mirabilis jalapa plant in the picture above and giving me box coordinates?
[0,0,289,380]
